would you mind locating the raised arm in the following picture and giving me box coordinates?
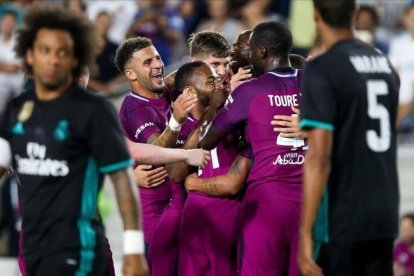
[185,155,251,197]
[109,168,149,276]
[198,90,228,150]
[147,94,197,148]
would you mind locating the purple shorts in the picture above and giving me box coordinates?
[239,184,301,276]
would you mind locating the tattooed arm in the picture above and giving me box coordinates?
[184,155,251,197]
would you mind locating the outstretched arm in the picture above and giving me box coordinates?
[185,155,251,197]
[167,124,204,183]
[126,139,210,166]
[298,128,332,276]
[109,168,149,276]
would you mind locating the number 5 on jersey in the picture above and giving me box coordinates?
[366,80,391,152]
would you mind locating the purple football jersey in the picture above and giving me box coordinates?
[212,68,306,202]
[182,135,241,229]
[394,241,414,275]
[119,89,174,248]
[179,137,243,276]
[119,91,173,199]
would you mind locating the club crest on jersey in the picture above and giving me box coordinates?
[12,101,35,135]
[18,101,34,122]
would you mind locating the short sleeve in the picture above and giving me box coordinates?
[299,61,337,131]
[238,145,252,160]
[89,98,132,173]
[120,105,163,144]
[211,85,251,135]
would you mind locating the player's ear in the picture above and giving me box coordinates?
[259,47,266,59]
[26,49,33,65]
[183,86,195,95]
[124,69,137,81]
[314,9,321,24]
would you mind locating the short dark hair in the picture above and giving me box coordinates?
[1,9,18,21]
[175,61,207,92]
[313,0,356,28]
[357,5,380,27]
[188,31,230,59]
[14,4,98,78]
[115,37,153,72]
[403,4,414,16]
[401,213,414,224]
[250,21,292,58]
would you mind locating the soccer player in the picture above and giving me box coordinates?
[148,61,212,275]
[166,30,249,92]
[200,21,306,275]
[115,37,197,265]
[164,32,249,276]
[229,29,307,89]
[0,5,148,276]
[298,0,399,275]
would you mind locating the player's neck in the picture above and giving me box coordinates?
[131,83,163,99]
[1,32,12,42]
[322,28,354,50]
[265,57,291,72]
[35,78,72,101]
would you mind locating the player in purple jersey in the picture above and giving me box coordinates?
[115,37,197,266]
[176,80,246,276]
[150,61,213,275]
[200,21,306,275]
[165,30,251,93]
[162,31,242,276]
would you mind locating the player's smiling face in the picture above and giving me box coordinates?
[190,64,216,107]
[27,28,78,91]
[230,30,251,72]
[201,54,230,79]
[128,45,165,94]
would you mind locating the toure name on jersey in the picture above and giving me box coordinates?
[349,55,392,74]
[268,94,299,107]
[273,152,305,165]
[15,142,69,176]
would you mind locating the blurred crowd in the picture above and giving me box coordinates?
[1,0,414,144]
[1,0,414,265]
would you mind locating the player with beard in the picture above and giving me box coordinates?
[148,61,216,275]
[200,21,306,275]
[170,30,249,276]
[115,37,197,267]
